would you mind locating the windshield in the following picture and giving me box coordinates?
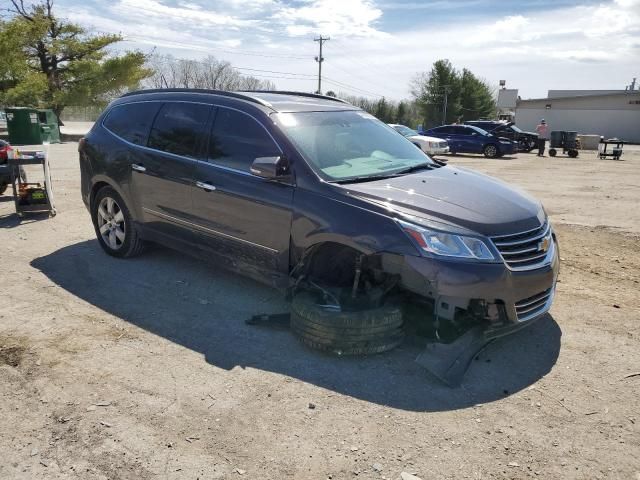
[394,125,419,137]
[467,125,492,136]
[275,111,434,182]
[510,125,523,133]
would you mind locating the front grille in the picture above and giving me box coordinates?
[491,222,553,271]
[515,288,553,321]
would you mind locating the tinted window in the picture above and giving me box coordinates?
[430,126,450,134]
[208,108,280,171]
[104,102,161,145]
[148,102,211,158]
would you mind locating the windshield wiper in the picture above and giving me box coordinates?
[333,174,400,184]
[392,162,438,175]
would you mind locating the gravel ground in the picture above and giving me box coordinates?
[0,143,638,479]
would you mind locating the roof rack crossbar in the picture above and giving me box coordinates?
[119,88,273,108]
[238,90,351,104]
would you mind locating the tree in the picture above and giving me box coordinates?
[458,69,495,121]
[0,0,152,120]
[145,54,275,91]
[411,59,495,128]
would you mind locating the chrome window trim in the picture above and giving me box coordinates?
[142,207,278,254]
[101,100,287,180]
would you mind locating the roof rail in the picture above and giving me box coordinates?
[119,88,273,108]
[239,90,351,104]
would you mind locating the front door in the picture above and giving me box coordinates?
[131,101,212,243]
[191,107,294,283]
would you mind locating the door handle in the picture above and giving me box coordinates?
[196,181,216,192]
[131,163,146,173]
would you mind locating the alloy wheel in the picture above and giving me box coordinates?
[97,196,126,250]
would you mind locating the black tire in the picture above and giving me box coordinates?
[483,144,499,158]
[92,186,145,258]
[0,183,7,195]
[291,292,404,355]
[548,149,557,157]
[568,149,578,158]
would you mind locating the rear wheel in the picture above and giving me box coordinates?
[548,149,557,157]
[568,149,579,158]
[483,144,499,158]
[92,186,145,258]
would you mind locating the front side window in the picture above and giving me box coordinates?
[148,102,211,158]
[275,110,433,182]
[208,108,280,172]
[104,102,161,145]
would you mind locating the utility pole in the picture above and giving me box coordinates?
[442,85,450,125]
[314,36,329,94]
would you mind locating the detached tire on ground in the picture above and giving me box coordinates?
[291,291,404,355]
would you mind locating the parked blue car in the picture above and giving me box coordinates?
[424,124,517,158]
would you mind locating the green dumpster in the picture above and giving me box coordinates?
[5,107,61,145]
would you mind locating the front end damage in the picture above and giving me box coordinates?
[284,240,559,385]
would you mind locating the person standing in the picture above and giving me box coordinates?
[536,119,549,157]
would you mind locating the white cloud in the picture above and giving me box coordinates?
[277,0,386,37]
[61,0,640,100]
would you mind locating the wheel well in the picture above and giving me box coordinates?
[90,181,109,209]
[302,242,363,287]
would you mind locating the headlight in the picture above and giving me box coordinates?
[398,220,495,260]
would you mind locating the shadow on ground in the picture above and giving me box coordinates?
[32,240,561,412]
[0,211,52,228]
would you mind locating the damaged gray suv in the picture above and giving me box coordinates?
[80,89,558,356]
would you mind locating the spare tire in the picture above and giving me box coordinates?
[291,291,404,355]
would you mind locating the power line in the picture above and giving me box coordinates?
[127,35,312,60]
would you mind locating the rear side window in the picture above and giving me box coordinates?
[208,108,280,172]
[103,102,161,145]
[148,102,211,158]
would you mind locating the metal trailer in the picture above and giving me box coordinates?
[598,138,624,160]
[9,150,56,217]
[548,131,579,158]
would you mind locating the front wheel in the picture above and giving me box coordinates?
[549,149,557,157]
[92,186,145,258]
[483,144,499,158]
[568,149,579,158]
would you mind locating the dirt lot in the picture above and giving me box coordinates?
[1,143,639,479]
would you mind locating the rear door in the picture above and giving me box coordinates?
[191,107,294,279]
[131,101,212,242]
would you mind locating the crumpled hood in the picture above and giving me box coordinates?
[339,165,544,236]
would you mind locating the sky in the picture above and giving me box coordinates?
[58,0,640,100]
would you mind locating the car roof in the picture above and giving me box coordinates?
[118,89,357,113]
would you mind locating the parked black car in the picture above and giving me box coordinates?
[465,120,538,152]
[79,89,558,348]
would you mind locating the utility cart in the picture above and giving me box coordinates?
[9,150,56,217]
[548,130,579,158]
[598,138,624,160]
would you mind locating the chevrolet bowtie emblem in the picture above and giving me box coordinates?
[538,236,550,253]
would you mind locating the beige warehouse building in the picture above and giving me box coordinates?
[498,88,640,143]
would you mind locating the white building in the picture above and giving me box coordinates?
[497,88,640,143]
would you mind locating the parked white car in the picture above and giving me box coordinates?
[389,124,449,155]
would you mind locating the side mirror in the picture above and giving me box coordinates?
[250,156,291,180]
